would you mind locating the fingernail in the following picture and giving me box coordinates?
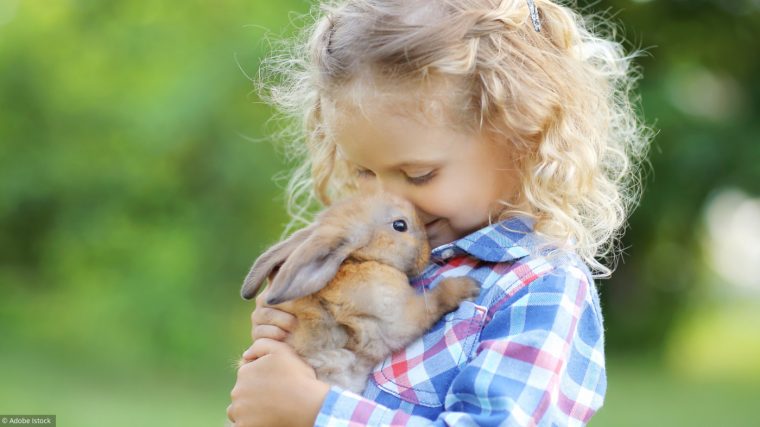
[242,346,254,359]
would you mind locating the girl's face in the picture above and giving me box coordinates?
[330,104,521,249]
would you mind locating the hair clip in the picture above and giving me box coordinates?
[526,0,541,32]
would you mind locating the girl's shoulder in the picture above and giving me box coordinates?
[418,216,600,318]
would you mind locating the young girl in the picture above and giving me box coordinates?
[228,0,649,425]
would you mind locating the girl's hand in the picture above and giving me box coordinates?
[228,338,330,427]
[245,290,298,356]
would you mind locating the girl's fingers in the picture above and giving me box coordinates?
[254,289,270,307]
[252,324,289,342]
[226,404,235,423]
[243,338,295,361]
[251,307,297,338]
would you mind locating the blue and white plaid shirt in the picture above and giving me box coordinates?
[315,217,607,426]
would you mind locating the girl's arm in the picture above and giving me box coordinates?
[228,264,605,426]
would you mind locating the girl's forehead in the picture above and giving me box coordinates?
[330,100,480,168]
[326,98,449,146]
[325,101,462,146]
[324,75,473,132]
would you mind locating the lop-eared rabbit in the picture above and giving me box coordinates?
[241,192,479,393]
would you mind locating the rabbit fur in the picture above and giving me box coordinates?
[240,191,479,393]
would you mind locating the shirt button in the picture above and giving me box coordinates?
[441,248,455,259]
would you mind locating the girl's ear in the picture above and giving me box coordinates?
[240,225,315,300]
[265,224,371,305]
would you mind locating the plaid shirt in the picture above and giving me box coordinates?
[315,217,606,426]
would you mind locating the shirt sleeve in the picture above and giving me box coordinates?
[314,266,607,427]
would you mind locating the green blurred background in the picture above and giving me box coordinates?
[1,0,758,425]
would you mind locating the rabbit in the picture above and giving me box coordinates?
[240,191,479,393]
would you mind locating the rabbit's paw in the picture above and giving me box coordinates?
[433,277,480,313]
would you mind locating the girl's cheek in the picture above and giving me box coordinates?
[422,184,457,217]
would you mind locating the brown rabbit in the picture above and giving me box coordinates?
[240,191,479,393]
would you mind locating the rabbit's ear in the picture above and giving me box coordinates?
[265,225,370,305]
[240,225,315,300]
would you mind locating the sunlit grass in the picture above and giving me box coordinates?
[2,349,758,427]
[665,302,760,383]
[0,350,233,427]
[591,356,759,427]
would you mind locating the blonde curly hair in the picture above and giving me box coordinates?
[258,0,652,277]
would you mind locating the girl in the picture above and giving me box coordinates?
[228,0,650,425]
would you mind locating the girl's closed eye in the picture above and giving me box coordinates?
[353,166,436,186]
[405,170,436,186]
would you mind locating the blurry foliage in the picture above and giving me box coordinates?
[0,0,758,403]
[0,0,306,379]
[587,0,760,353]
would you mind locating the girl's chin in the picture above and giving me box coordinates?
[426,219,487,250]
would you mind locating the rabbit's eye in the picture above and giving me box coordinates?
[392,220,408,232]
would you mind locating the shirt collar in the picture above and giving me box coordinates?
[430,216,542,263]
